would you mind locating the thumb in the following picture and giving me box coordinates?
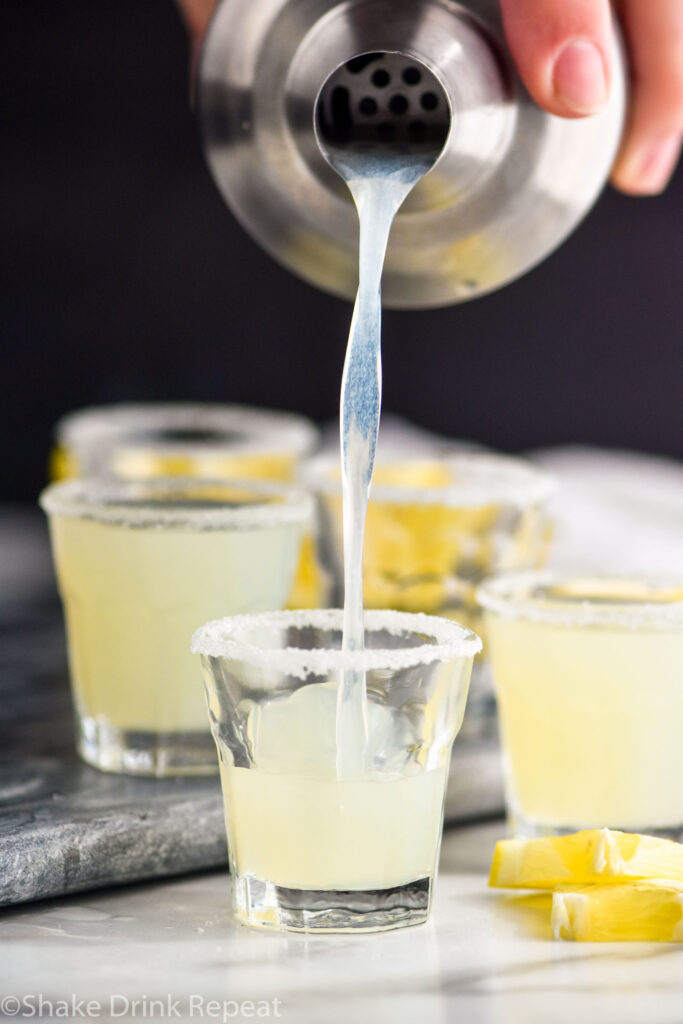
[500,0,614,117]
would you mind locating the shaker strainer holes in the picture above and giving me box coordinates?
[408,120,427,136]
[389,94,409,116]
[359,97,378,116]
[330,86,352,135]
[345,53,383,74]
[402,67,421,86]
[316,52,450,149]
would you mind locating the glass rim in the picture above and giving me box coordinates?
[191,608,482,674]
[55,402,320,457]
[299,450,555,507]
[477,571,683,630]
[39,477,313,530]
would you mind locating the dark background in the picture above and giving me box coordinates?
[3,0,682,502]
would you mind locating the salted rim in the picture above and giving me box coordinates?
[39,477,313,530]
[477,571,683,630]
[55,403,319,457]
[299,450,555,507]
[191,608,482,673]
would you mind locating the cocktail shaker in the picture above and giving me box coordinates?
[197,0,626,308]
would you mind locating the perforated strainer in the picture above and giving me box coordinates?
[198,0,626,307]
[316,52,450,150]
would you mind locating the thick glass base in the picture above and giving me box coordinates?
[509,807,683,842]
[232,873,432,933]
[77,716,218,776]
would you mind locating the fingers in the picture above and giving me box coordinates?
[174,0,218,41]
[499,0,682,194]
[611,0,683,195]
[174,0,219,92]
[499,0,614,117]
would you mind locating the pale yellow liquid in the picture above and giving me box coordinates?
[216,683,449,891]
[221,767,445,891]
[51,516,301,733]
[485,615,683,829]
[52,444,326,612]
[321,457,550,620]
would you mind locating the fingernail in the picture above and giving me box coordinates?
[553,39,608,115]
[632,136,681,194]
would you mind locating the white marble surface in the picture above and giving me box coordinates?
[2,822,681,1024]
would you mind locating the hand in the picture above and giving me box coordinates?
[175,0,683,195]
[500,0,682,194]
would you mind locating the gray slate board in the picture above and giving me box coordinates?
[0,507,503,907]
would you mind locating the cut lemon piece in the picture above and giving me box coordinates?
[489,829,683,890]
[552,881,683,942]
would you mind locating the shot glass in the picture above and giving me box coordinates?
[300,450,554,625]
[50,402,325,610]
[192,609,482,933]
[40,478,312,776]
[478,572,683,838]
[302,449,552,729]
[51,402,319,483]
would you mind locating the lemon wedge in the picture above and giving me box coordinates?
[489,829,683,890]
[552,881,683,942]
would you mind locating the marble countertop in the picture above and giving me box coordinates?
[2,822,681,1024]
[3,457,683,1021]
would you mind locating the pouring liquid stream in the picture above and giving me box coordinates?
[330,150,444,779]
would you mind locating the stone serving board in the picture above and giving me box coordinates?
[0,508,503,907]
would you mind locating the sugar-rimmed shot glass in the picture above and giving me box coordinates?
[478,572,683,838]
[301,450,553,733]
[40,477,312,776]
[300,449,554,625]
[192,609,482,933]
[51,402,319,482]
[50,402,325,610]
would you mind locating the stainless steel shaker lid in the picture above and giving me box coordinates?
[197,0,626,308]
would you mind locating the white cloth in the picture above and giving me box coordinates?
[533,446,683,575]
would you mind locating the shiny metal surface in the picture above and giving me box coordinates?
[198,0,626,308]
